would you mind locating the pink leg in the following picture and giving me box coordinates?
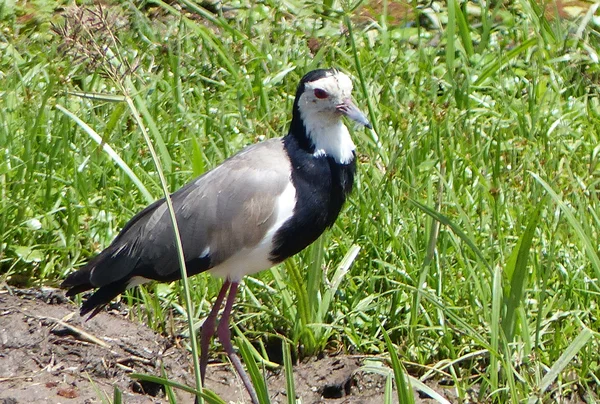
[216,281,259,404]
[200,279,230,383]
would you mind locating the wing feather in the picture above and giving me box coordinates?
[89,138,292,286]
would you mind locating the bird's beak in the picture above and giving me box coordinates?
[337,98,372,129]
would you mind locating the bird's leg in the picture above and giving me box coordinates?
[200,279,230,383]
[216,281,260,404]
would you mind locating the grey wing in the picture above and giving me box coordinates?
[89,138,292,285]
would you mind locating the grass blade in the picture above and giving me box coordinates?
[238,336,270,404]
[190,135,206,177]
[66,91,126,102]
[384,374,393,404]
[284,259,312,347]
[85,372,111,404]
[538,328,593,394]
[409,377,451,404]
[113,385,122,404]
[162,364,178,403]
[55,104,154,204]
[502,200,545,342]
[129,373,226,404]
[446,0,456,84]
[382,326,414,404]
[319,244,360,322]
[344,14,383,161]
[128,77,173,173]
[282,340,296,404]
[307,235,325,326]
[409,199,493,274]
[473,38,537,86]
[531,173,600,286]
[122,84,203,401]
[454,0,473,58]
[489,259,502,393]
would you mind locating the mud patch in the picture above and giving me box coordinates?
[0,288,195,403]
[0,288,453,403]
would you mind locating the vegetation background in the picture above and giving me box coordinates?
[1,0,599,402]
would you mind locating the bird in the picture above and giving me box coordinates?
[62,68,371,403]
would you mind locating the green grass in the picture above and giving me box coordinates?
[2,0,600,402]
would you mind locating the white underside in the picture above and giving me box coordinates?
[209,181,296,281]
[128,275,150,288]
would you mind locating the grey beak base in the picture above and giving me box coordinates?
[337,100,372,129]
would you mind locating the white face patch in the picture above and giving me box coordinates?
[297,71,357,164]
[304,74,353,103]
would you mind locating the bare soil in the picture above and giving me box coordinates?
[0,288,454,403]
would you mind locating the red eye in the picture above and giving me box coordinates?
[314,88,329,99]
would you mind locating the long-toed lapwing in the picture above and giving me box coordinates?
[62,68,371,403]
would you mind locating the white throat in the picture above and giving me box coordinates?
[302,114,356,164]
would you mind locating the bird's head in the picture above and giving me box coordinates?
[294,68,372,130]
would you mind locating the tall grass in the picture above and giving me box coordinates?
[1,0,599,402]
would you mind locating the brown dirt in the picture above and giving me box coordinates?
[0,288,454,403]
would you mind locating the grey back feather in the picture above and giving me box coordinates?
[90,138,292,285]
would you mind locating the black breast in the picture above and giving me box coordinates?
[270,135,356,262]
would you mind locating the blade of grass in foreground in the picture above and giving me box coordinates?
[282,340,296,404]
[410,168,443,337]
[284,258,314,352]
[85,372,111,404]
[234,323,279,369]
[67,39,206,401]
[319,244,360,324]
[130,373,226,404]
[131,87,173,173]
[384,375,393,404]
[162,364,177,403]
[382,326,414,404]
[306,235,325,330]
[121,78,204,402]
[409,377,451,404]
[112,385,122,404]
[238,336,270,404]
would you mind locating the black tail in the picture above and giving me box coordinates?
[62,262,128,319]
[62,268,94,296]
[79,282,128,318]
